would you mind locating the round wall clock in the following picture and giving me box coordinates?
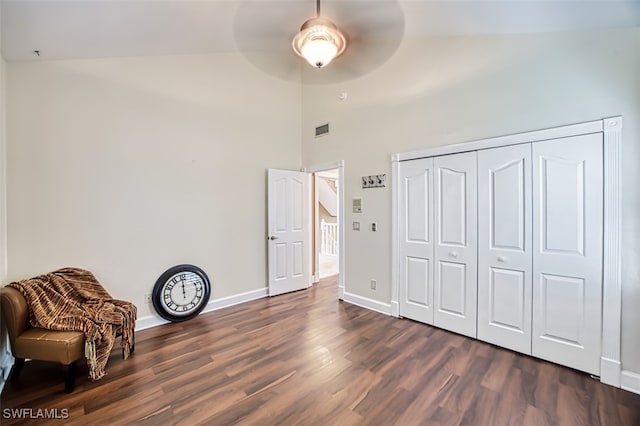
[152,264,211,322]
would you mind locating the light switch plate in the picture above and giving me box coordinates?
[353,222,360,231]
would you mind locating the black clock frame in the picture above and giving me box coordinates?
[152,264,211,322]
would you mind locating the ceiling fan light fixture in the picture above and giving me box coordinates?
[292,17,346,68]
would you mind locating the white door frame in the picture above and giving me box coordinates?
[392,117,623,388]
[304,160,345,300]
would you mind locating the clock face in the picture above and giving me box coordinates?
[152,265,211,322]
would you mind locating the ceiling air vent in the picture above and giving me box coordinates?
[315,123,329,138]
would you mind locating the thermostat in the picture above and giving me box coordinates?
[352,197,362,213]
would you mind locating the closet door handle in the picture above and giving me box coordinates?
[497,256,508,262]
[449,251,458,258]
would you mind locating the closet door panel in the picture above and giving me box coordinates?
[488,268,526,329]
[477,144,532,354]
[434,151,477,338]
[399,158,435,324]
[406,257,430,306]
[439,168,467,246]
[438,261,467,315]
[532,133,603,375]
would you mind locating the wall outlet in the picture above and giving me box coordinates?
[144,293,152,304]
[370,279,377,290]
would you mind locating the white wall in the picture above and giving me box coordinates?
[302,28,640,373]
[0,19,11,389]
[6,53,301,318]
[0,23,7,287]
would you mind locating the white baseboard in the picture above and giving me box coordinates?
[621,370,640,395]
[600,357,621,387]
[391,301,400,318]
[135,313,170,331]
[343,292,392,316]
[135,287,268,332]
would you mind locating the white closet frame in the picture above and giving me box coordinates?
[391,117,623,388]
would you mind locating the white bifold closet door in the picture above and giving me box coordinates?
[433,151,477,338]
[398,157,435,325]
[477,144,532,354]
[532,134,603,375]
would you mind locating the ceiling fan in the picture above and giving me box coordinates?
[233,0,405,84]
[291,0,346,68]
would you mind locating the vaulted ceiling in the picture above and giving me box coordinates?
[3,1,639,61]
[2,1,639,84]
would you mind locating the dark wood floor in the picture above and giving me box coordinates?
[2,275,639,425]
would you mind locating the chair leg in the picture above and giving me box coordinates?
[64,361,77,393]
[10,358,25,382]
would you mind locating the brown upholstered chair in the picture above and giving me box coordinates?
[0,286,85,393]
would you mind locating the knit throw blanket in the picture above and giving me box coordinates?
[8,267,136,380]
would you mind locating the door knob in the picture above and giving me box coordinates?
[497,256,507,262]
[449,251,458,258]
[269,236,279,240]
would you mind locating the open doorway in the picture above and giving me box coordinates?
[305,161,345,299]
[315,169,339,279]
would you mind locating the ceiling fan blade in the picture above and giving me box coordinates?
[233,1,311,81]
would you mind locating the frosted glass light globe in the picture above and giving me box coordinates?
[292,17,346,68]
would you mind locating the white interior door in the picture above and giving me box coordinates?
[399,157,435,324]
[434,151,477,338]
[268,169,310,296]
[477,144,532,354]
[532,134,603,375]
